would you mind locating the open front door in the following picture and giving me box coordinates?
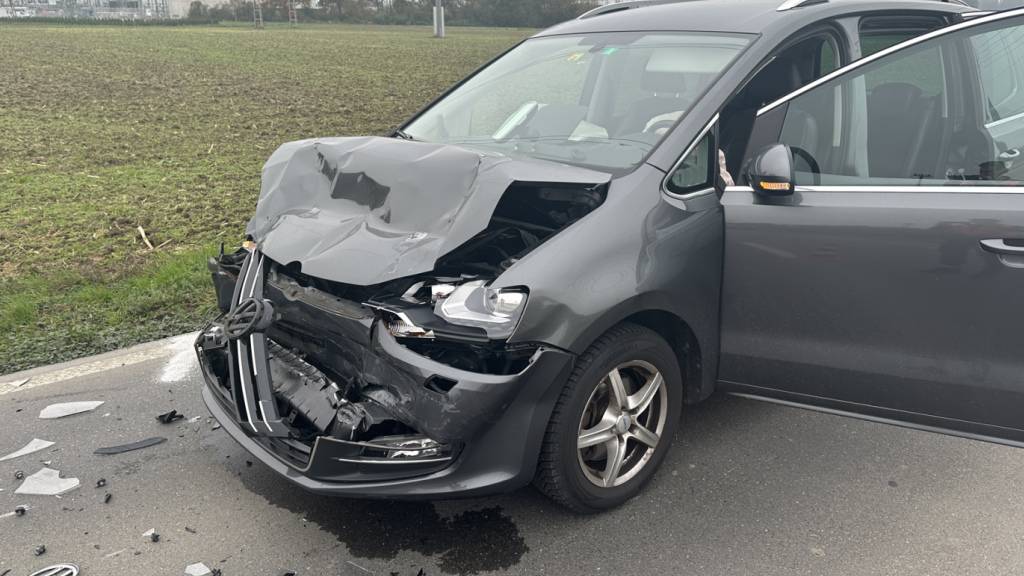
[719,9,1024,445]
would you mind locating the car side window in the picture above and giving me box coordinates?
[768,16,1024,187]
[667,131,715,195]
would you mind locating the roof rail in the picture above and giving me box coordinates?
[577,0,688,20]
[776,0,827,11]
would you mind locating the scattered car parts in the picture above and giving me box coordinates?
[156,409,185,424]
[15,468,80,496]
[94,436,167,455]
[184,562,214,576]
[0,438,54,462]
[39,401,104,419]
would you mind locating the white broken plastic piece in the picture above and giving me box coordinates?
[188,416,202,424]
[184,563,213,576]
[39,401,104,419]
[15,467,81,496]
[0,439,55,462]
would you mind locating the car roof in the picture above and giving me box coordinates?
[536,0,970,37]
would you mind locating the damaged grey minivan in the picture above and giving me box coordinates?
[198,0,1024,512]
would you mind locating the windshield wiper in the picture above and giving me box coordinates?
[393,129,416,141]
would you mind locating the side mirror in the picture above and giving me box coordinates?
[744,144,795,196]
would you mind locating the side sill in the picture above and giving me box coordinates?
[719,380,1024,449]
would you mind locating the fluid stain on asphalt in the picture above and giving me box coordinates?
[232,459,529,575]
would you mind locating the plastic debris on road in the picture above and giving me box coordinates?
[0,504,30,519]
[156,410,185,424]
[39,401,104,419]
[94,436,167,455]
[15,468,81,496]
[185,562,213,576]
[0,439,55,462]
[143,528,160,542]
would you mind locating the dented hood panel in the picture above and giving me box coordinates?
[247,136,611,286]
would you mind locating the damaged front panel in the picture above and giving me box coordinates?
[199,137,601,483]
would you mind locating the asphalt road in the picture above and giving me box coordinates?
[1,336,1023,576]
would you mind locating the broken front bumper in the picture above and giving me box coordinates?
[197,251,574,498]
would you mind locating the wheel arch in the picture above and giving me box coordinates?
[565,297,713,405]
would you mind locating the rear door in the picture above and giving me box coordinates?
[719,9,1024,444]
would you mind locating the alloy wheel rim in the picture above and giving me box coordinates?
[576,360,668,488]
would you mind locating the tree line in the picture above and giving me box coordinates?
[189,0,602,27]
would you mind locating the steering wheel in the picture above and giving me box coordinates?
[791,146,821,186]
[644,119,677,135]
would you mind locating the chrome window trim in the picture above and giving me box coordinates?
[795,185,1024,194]
[986,108,1024,129]
[661,113,720,200]
[722,185,1024,194]
[757,7,1024,117]
[724,185,754,193]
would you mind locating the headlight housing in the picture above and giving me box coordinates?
[435,280,528,340]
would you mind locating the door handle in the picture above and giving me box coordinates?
[980,239,1024,255]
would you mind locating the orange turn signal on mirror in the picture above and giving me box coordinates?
[756,181,791,191]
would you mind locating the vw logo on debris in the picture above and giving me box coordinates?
[224,297,275,340]
[30,565,80,576]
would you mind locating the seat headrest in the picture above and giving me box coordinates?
[642,70,687,96]
[867,82,924,114]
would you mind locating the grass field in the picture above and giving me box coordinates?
[0,23,529,374]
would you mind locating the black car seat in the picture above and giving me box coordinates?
[866,82,937,179]
[618,69,688,136]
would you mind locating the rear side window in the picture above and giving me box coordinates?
[971,25,1024,123]
[859,15,947,56]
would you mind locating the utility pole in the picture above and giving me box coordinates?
[287,0,297,25]
[433,0,445,38]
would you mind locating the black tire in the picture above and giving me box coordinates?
[534,322,683,513]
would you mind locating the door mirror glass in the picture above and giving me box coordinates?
[744,144,795,195]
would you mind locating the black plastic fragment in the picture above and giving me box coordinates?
[94,437,167,455]
[185,526,197,534]
[14,505,27,517]
[14,470,24,480]
[156,410,185,424]
[34,544,46,556]
[96,478,107,488]
[103,493,112,504]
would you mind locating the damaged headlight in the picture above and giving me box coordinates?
[435,280,528,339]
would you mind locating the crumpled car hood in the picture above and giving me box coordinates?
[247,136,611,285]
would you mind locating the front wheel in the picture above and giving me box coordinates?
[534,323,683,513]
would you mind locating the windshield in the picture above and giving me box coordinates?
[403,31,752,173]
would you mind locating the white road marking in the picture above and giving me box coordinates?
[0,332,199,396]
